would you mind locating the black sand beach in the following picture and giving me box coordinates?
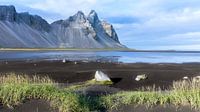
[0,99,59,112]
[1,60,200,90]
[1,60,200,112]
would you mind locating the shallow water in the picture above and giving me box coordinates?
[1,51,200,63]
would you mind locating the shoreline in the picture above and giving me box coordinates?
[2,48,200,53]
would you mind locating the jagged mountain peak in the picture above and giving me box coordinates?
[0,5,50,32]
[0,5,125,48]
[88,10,99,25]
[68,11,87,23]
[0,5,16,11]
[88,10,98,17]
[17,12,51,32]
[76,11,85,16]
[0,5,16,21]
[53,10,99,25]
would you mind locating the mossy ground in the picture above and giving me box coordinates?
[65,79,113,91]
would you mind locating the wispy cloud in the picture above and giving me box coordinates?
[1,0,200,50]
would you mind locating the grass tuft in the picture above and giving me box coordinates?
[103,78,200,110]
[0,73,89,112]
[1,73,200,111]
[0,73,54,84]
[65,79,113,91]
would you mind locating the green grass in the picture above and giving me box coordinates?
[0,73,113,112]
[102,78,200,110]
[1,73,200,112]
[0,84,90,112]
[65,79,113,91]
[0,73,54,84]
[0,73,90,112]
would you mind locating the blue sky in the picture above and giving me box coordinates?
[1,0,200,50]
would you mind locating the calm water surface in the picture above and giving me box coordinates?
[1,51,200,63]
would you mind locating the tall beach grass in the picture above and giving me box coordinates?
[103,78,200,110]
[1,73,200,111]
[0,73,89,112]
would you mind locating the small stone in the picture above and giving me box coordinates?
[194,76,200,82]
[195,76,200,79]
[135,74,147,81]
[74,61,77,64]
[62,59,66,63]
[183,76,189,80]
[82,60,89,63]
[95,70,111,82]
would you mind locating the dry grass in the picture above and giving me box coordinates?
[103,78,200,110]
[172,78,200,90]
[0,73,54,84]
[65,79,113,91]
[0,73,89,112]
[1,73,200,111]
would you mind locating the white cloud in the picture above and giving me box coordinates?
[151,45,200,51]
[2,0,200,50]
[27,0,116,18]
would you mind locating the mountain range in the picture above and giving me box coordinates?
[0,5,125,48]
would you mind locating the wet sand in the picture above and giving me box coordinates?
[1,100,198,112]
[111,105,199,112]
[1,60,200,90]
[0,99,58,112]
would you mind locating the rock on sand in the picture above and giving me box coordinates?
[95,70,111,82]
[135,74,147,81]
